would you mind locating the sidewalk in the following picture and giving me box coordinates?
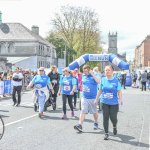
[0,89,32,101]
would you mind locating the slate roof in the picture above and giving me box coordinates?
[0,23,55,48]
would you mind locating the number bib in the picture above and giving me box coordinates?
[64,86,70,91]
[104,93,113,99]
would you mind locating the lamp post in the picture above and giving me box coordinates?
[63,44,66,67]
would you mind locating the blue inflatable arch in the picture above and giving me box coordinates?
[68,53,129,70]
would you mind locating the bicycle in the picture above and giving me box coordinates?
[0,115,4,140]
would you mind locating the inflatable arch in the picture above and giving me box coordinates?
[68,53,129,70]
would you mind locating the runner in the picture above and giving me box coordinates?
[27,67,54,118]
[57,67,76,119]
[74,65,100,132]
[95,65,123,140]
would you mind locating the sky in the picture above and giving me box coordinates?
[1,0,150,61]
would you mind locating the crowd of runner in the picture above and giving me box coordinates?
[0,64,150,140]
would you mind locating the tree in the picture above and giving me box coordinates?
[51,6,101,59]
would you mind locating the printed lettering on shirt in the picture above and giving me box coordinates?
[35,84,42,89]
[63,80,69,85]
[82,85,90,92]
[104,93,113,99]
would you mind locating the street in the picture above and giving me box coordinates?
[0,88,150,150]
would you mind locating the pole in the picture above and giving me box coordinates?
[64,44,66,67]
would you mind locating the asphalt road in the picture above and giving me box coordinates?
[0,88,150,150]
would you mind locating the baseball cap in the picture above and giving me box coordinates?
[63,67,70,72]
[39,67,45,71]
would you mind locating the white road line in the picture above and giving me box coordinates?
[5,114,37,127]
[138,98,145,149]
[4,104,63,127]
[149,125,150,150]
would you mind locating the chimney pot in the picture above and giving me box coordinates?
[32,25,39,35]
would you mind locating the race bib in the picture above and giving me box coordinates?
[35,84,42,89]
[82,86,90,92]
[64,86,70,91]
[104,93,113,99]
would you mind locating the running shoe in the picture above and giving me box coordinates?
[74,124,82,132]
[93,122,98,130]
[62,114,67,119]
[71,111,74,117]
[104,133,109,140]
[38,112,43,118]
[113,127,117,135]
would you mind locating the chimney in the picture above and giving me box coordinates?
[0,11,2,24]
[31,25,39,35]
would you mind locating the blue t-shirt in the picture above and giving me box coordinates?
[60,75,76,95]
[82,74,98,99]
[32,74,51,89]
[99,77,122,105]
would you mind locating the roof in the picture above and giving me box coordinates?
[7,57,29,64]
[0,23,55,48]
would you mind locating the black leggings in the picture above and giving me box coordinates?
[62,94,73,114]
[102,103,119,133]
[73,92,77,107]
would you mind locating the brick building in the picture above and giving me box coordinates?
[134,35,150,69]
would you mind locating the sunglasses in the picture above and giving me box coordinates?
[39,70,44,71]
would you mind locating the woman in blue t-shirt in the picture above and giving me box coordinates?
[27,67,54,118]
[57,67,76,119]
[95,65,123,140]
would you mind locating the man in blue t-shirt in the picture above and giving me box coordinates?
[74,65,100,132]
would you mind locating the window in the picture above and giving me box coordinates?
[8,43,13,53]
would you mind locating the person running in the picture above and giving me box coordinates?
[74,65,100,132]
[57,67,76,119]
[12,67,24,106]
[27,67,54,118]
[48,65,60,110]
[95,65,123,140]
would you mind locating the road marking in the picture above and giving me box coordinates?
[149,125,150,150]
[5,114,37,127]
[138,98,145,149]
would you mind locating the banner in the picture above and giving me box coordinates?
[4,80,12,94]
[0,81,4,95]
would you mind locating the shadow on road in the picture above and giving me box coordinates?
[98,131,149,149]
[40,115,64,120]
[0,114,10,118]
[20,106,33,109]
[0,110,9,112]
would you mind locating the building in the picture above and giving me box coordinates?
[0,13,57,70]
[107,32,127,70]
[108,32,118,54]
[134,35,150,69]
